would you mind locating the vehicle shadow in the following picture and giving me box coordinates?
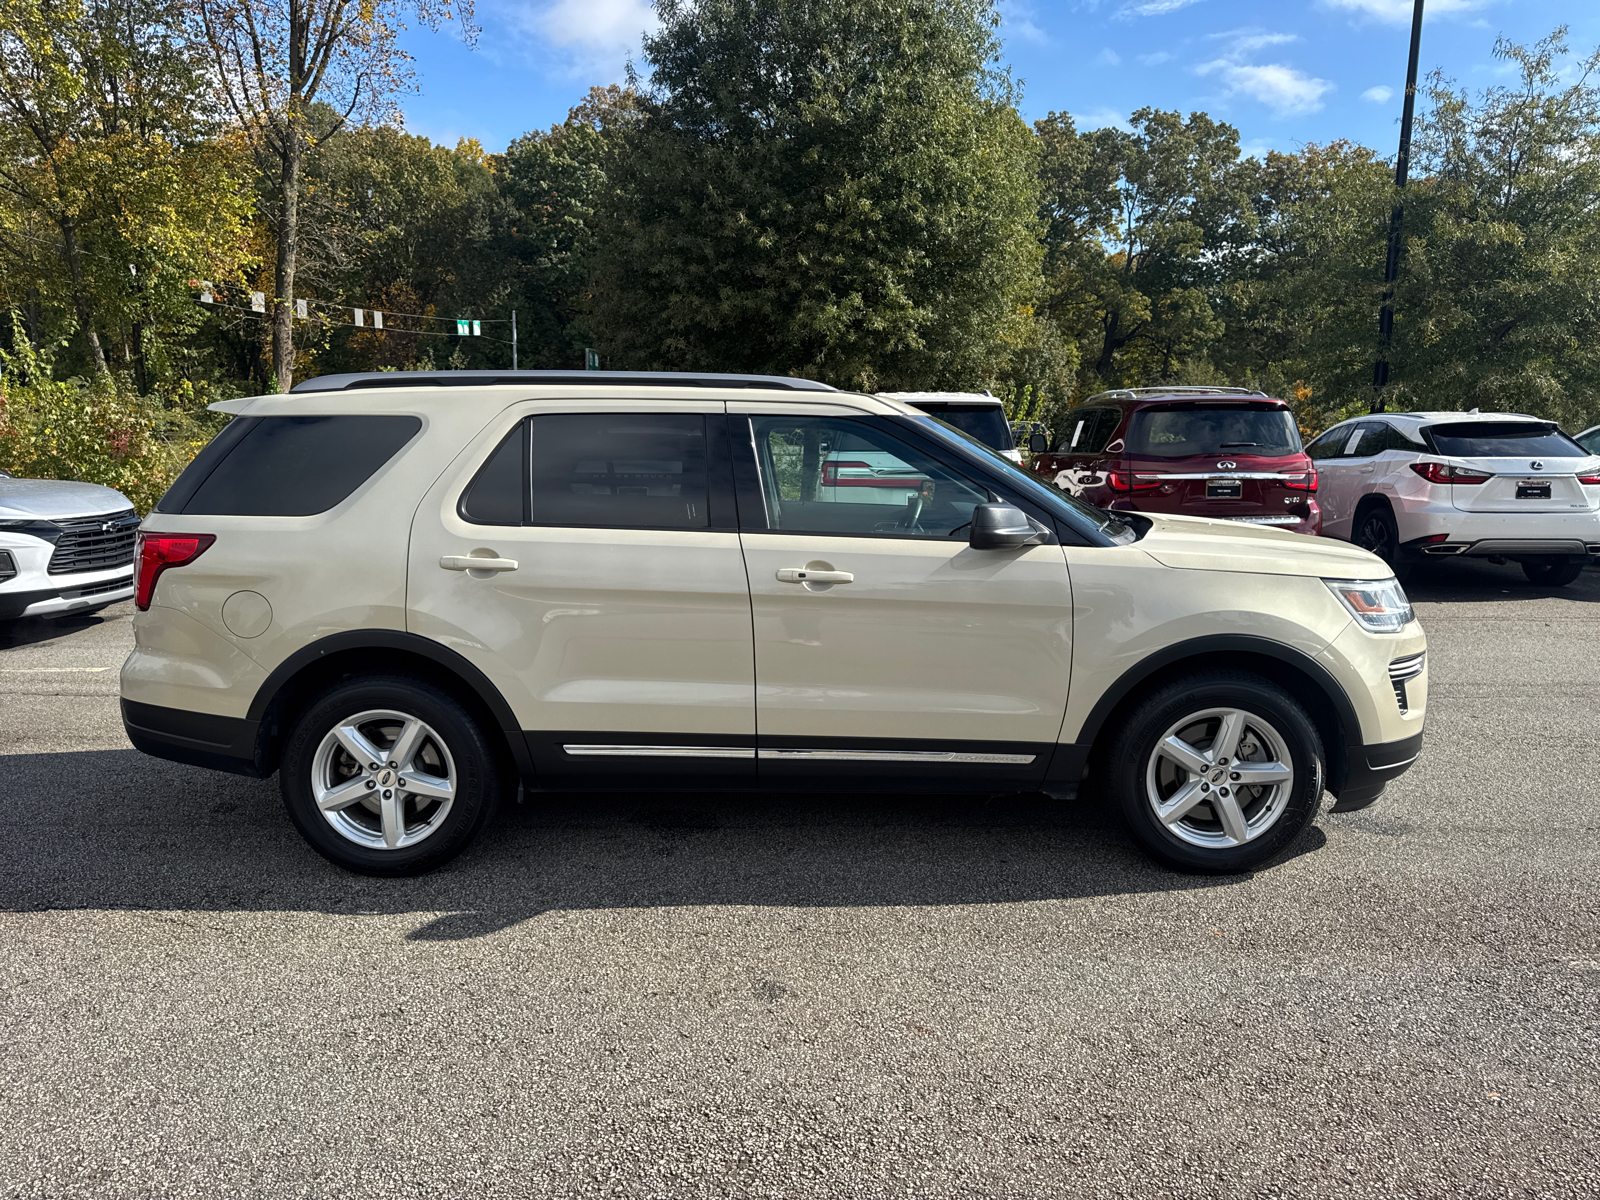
[0,610,121,650]
[0,749,1323,938]
[1403,557,1600,604]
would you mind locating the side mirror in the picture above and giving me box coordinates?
[1027,432,1050,454]
[969,503,1047,550]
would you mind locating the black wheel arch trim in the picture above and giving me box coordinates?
[1069,634,1367,795]
[246,629,534,780]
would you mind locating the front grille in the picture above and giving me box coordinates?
[47,509,139,575]
[1389,652,1426,713]
[60,575,133,599]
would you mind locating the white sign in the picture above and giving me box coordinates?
[353,307,364,327]
[250,291,265,313]
[295,299,308,319]
[373,311,383,330]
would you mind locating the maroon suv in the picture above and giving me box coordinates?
[1027,387,1321,534]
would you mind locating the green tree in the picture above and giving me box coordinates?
[587,0,1047,393]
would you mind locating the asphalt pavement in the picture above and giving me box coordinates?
[2,559,1598,1198]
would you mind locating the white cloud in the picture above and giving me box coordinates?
[1320,0,1484,23]
[1073,106,1133,131]
[1137,50,1173,66]
[537,0,657,53]
[1197,59,1335,114]
[1362,84,1394,102]
[1096,47,1123,66]
[1209,28,1299,55]
[1117,0,1203,18]
[998,0,1050,45]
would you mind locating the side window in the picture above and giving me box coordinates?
[1064,408,1118,455]
[748,416,990,538]
[1305,427,1351,461]
[171,415,421,516]
[1381,422,1424,453]
[1346,422,1387,458]
[530,413,709,529]
[459,421,527,525]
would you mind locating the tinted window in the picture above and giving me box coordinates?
[531,413,708,528]
[174,415,421,516]
[1305,426,1354,461]
[1578,428,1600,454]
[750,416,990,538]
[1064,408,1119,454]
[1346,422,1387,457]
[1426,421,1587,458]
[459,423,527,525]
[1127,405,1300,459]
[914,404,1014,452]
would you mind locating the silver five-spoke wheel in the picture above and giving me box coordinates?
[1144,707,1295,849]
[311,709,457,850]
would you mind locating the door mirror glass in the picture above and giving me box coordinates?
[969,503,1045,550]
[1027,432,1050,454]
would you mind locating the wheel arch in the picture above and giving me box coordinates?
[246,630,533,782]
[1072,635,1363,795]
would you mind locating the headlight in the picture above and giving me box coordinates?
[1324,577,1414,633]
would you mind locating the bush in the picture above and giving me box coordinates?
[0,357,226,514]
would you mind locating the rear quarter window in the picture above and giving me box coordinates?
[159,415,422,516]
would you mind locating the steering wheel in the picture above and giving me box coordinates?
[895,492,925,534]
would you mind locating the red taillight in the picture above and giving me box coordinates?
[820,460,923,488]
[1284,467,1318,492]
[135,532,215,610]
[1410,462,1491,485]
[1578,470,1600,485]
[1107,471,1160,492]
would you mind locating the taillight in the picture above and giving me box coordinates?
[1284,468,1318,492]
[1578,470,1600,485]
[1107,471,1160,492]
[135,532,215,610]
[1410,462,1491,485]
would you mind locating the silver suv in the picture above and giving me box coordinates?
[121,372,1427,875]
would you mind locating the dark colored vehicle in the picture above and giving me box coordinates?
[1027,387,1321,535]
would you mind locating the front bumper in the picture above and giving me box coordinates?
[1329,731,1424,811]
[0,571,134,618]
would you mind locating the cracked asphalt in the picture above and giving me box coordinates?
[2,558,1597,1198]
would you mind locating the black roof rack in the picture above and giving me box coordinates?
[1087,385,1271,402]
[290,370,837,393]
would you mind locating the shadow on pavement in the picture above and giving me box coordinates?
[1403,556,1600,604]
[0,748,1316,937]
[0,610,119,650]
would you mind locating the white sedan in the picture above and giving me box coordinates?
[0,475,140,619]
[1306,411,1600,586]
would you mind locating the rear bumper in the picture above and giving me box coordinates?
[121,698,267,778]
[1408,534,1600,560]
[1330,730,1424,812]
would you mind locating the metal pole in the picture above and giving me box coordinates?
[511,310,518,370]
[1372,0,1426,412]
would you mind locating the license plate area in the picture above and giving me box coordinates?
[1516,481,1551,500]
[1207,479,1243,499]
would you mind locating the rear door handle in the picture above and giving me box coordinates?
[440,555,519,572]
[776,568,853,584]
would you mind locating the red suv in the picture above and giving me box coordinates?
[1027,387,1321,535]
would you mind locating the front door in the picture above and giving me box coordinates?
[731,408,1074,791]
[408,402,756,787]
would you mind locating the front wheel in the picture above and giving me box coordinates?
[1107,672,1326,873]
[1521,557,1585,587]
[1352,501,1412,582]
[280,675,503,875]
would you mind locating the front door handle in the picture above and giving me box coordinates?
[440,554,519,572]
[776,567,853,584]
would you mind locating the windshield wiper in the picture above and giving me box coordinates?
[1220,442,1259,448]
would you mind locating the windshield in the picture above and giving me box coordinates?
[1127,405,1301,459]
[910,404,1014,452]
[1426,421,1588,458]
[907,415,1135,542]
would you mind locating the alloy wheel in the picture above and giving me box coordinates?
[1144,707,1296,849]
[310,708,457,850]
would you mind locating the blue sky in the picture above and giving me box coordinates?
[398,0,1600,160]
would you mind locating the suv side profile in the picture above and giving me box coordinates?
[1028,387,1321,535]
[122,371,1425,877]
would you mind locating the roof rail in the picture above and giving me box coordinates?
[290,370,838,394]
[1086,385,1271,401]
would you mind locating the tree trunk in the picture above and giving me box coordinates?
[58,218,108,373]
[272,135,303,390]
[1095,310,1120,379]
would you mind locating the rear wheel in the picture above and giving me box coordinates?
[1521,557,1585,587]
[1351,499,1411,583]
[1107,672,1326,873]
[280,675,503,875]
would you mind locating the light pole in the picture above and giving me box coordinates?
[1371,0,1426,413]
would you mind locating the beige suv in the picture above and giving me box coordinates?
[121,372,1427,875]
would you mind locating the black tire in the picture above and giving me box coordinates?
[1106,671,1326,874]
[280,674,503,876]
[1351,499,1411,581]
[1520,557,1585,587]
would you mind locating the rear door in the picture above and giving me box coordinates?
[407,400,757,787]
[731,406,1073,791]
[1048,407,1118,499]
[1307,423,1368,537]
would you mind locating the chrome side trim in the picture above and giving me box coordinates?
[757,748,1036,765]
[562,745,756,759]
[1146,472,1310,481]
[1388,652,1426,681]
[1208,515,1304,525]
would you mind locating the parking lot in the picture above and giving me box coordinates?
[2,558,1598,1199]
